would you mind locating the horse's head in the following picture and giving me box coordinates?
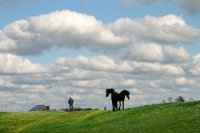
[106,88,115,97]
[122,90,130,99]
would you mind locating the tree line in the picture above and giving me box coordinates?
[162,96,194,104]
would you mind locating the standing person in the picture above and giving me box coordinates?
[68,97,74,110]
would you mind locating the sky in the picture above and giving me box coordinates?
[0,0,200,111]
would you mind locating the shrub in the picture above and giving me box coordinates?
[176,96,185,103]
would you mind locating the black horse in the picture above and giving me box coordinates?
[106,88,120,111]
[106,88,130,111]
[118,90,130,110]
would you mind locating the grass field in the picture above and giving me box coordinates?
[0,101,200,133]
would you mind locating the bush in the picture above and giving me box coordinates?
[176,96,185,103]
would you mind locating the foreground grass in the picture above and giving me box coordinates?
[0,101,200,133]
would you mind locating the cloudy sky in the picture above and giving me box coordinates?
[0,0,200,111]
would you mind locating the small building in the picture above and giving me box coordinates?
[29,105,50,111]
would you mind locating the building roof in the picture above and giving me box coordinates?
[29,105,49,111]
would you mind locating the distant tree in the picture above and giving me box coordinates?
[168,97,173,103]
[189,97,194,102]
[162,100,166,104]
[176,96,185,103]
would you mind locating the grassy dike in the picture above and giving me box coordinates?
[0,101,200,133]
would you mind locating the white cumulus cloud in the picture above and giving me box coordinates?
[109,14,200,44]
[1,11,199,55]
[124,43,164,62]
[0,54,47,74]
[163,45,191,63]
[1,10,127,55]
[123,43,191,63]
[56,55,185,76]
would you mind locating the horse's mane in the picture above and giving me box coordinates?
[120,90,130,99]
[120,90,130,94]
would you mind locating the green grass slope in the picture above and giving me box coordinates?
[0,101,200,133]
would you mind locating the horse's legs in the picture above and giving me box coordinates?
[122,101,124,110]
[115,101,118,111]
[112,101,115,111]
[113,106,115,111]
[118,101,121,110]
[113,101,118,111]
